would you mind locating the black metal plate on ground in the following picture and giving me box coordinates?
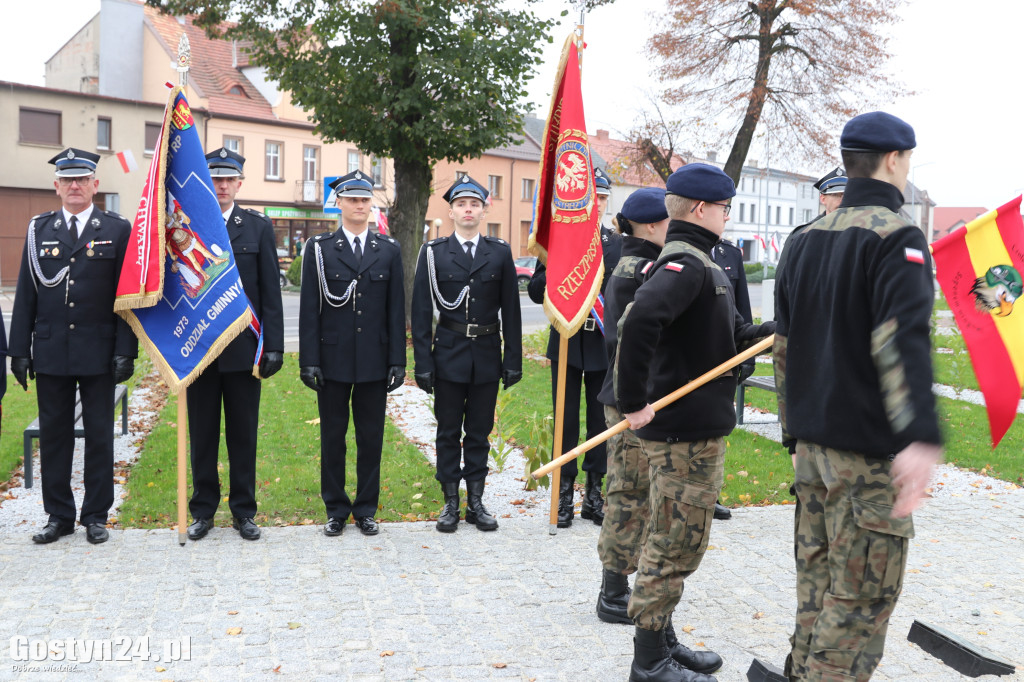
[746,658,789,682]
[907,620,1016,677]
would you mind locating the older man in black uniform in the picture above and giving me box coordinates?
[300,170,405,537]
[616,164,775,681]
[411,175,522,532]
[9,148,137,545]
[775,112,942,681]
[528,167,621,528]
[185,148,284,542]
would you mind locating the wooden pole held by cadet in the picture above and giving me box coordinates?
[533,334,776,479]
[547,334,571,534]
[177,389,187,546]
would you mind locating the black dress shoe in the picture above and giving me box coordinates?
[187,518,214,541]
[86,523,109,545]
[232,516,261,541]
[713,502,732,520]
[354,516,379,536]
[31,521,74,544]
[324,517,346,536]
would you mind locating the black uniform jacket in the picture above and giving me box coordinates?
[615,221,774,442]
[215,206,284,372]
[775,178,941,458]
[712,239,752,324]
[596,236,661,406]
[299,228,405,383]
[528,225,623,371]
[9,208,137,375]
[411,234,522,384]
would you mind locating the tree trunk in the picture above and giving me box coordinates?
[390,157,434,325]
[722,7,776,185]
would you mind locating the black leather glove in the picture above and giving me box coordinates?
[502,369,523,390]
[736,361,755,386]
[111,355,135,384]
[386,366,405,393]
[414,371,434,395]
[11,357,33,391]
[259,351,284,379]
[300,366,324,392]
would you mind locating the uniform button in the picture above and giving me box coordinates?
[357,293,362,298]
[471,297,476,302]
[470,278,475,283]
[69,279,75,285]
[357,310,362,315]
[69,323,76,330]
[357,328,362,332]
[69,302,75,308]
[70,257,76,263]
[357,275,363,280]
[472,318,477,322]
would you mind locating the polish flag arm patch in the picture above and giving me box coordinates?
[665,262,684,272]
[641,261,653,275]
[904,247,925,264]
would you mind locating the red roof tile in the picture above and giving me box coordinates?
[588,129,685,189]
[932,206,987,241]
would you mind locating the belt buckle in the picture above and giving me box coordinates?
[465,323,480,338]
[584,318,596,332]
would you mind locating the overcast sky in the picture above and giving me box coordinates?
[3,0,1022,210]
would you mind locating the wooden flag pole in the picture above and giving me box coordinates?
[547,333,570,534]
[177,388,187,546]
[533,334,776,479]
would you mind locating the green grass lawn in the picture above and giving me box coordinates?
[117,352,438,529]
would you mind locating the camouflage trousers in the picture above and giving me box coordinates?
[627,437,724,631]
[785,441,914,682]
[597,405,651,575]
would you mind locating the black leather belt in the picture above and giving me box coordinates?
[439,319,499,337]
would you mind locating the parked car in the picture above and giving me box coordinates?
[514,256,537,289]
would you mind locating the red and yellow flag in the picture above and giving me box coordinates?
[932,196,1024,447]
[528,34,602,337]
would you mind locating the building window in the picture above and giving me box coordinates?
[228,85,247,97]
[347,150,360,174]
[371,156,384,187]
[19,108,62,146]
[776,206,781,224]
[777,181,782,195]
[789,207,794,226]
[766,206,771,225]
[740,177,745,191]
[751,178,756,193]
[144,122,161,155]
[224,136,243,155]
[739,203,745,223]
[803,208,812,223]
[488,175,502,199]
[455,169,466,180]
[521,177,535,201]
[303,146,319,183]
[97,117,111,150]
[265,141,282,180]
[750,204,756,223]
[487,222,500,238]
[520,220,531,251]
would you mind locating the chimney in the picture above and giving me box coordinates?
[232,40,237,68]
[748,159,759,168]
[706,151,717,162]
[596,129,610,141]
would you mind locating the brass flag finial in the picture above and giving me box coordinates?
[175,34,192,87]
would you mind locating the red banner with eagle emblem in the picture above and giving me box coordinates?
[932,195,1024,447]
[527,34,602,337]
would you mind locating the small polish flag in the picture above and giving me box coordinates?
[116,149,138,173]
[665,262,684,272]
[904,247,925,264]
[641,261,653,275]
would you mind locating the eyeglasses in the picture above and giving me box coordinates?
[689,201,732,216]
[57,176,94,186]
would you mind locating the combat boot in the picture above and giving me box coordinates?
[580,471,605,525]
[596,568,632,624]
[629,626,718,682]
[436,481,461,533]
[464,479,498,531]
[665,615,723,674]
[557,476,574,528]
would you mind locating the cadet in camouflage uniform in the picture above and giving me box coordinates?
[616,165,775,682]
[774,112,943,681]
[593,188,668,623]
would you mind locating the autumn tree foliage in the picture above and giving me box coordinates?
[650,0,906,183]
[147,0,556,321]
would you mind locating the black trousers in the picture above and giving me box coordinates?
[36,373,115,526]
[434,378,500,484]
[187,368,261,520]
[552,366,608,480]
[319,379,386,520]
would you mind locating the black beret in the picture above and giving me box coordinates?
[840,112,916,152]
[621,187,668,224]
[665,163,736,201]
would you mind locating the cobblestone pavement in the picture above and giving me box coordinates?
[1,492,1020,681]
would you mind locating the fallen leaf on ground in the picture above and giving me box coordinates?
[305,417,321,425]
[681,625,695,633]
[288,622,301,630]
[753,611,764,620]
[381,651,395,657]
[228,611,239,615]
[492,663,507,668]
[155,667,166,672]
[227,627,242,635]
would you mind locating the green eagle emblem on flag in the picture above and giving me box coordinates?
[970,264,1022,317]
